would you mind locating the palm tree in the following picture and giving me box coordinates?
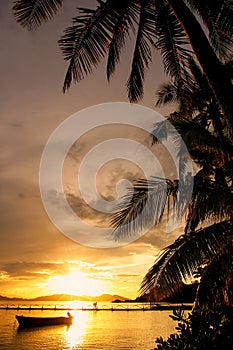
[13,0,233,134]
[111,60,233,307]
[111,152,233,306]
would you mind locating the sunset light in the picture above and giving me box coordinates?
[2,0,231,349]
[45,269,106,296]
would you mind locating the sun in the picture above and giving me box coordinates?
[45,269,106,296]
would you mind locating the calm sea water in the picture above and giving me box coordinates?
[0,302,177,350]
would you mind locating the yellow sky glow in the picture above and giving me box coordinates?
[44,269,107,296]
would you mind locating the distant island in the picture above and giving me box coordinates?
[0,293,131,303]
[0,282,198,304]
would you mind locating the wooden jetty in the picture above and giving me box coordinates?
[0,303,193,311]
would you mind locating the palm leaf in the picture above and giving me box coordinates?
[195,240,233,308]
[60,1,142,93]
[186,174,233,231]
[154,0,192,90]
[155,60,200,114]
[187,0,233,37]
[151,113,181,145]
[208,24,233,62]
[187,0,233,61]
[187,57,213,103]
[154,57,231,142]
[13,0,63,30]
[126,1,156,102]
[152,114,233,168]
[110,177,179,240]
[155,82,178,107]
[106,2,139,80]
[140,220,233,300]
[155,58,214,116]
[59,3,114,92]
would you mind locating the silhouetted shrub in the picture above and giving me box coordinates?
[152,307,233,350]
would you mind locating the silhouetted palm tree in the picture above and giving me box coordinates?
[111,60,233,307]
[13,0,233,133]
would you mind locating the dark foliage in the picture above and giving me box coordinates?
[153,307,233,350]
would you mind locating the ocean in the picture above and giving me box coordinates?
[0,302,178,350]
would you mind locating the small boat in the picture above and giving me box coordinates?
[16,312,73,328]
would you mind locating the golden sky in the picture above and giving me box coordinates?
[0,1,183,299]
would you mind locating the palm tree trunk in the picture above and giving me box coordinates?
[167,0,233,136]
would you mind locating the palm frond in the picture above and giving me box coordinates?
[182,128,227,167]
[110,177,179,240]
[186,175,233,231]
[151,115,194,210]
[60,3,113,92]
[188,0,233,37]
[140,220,233,300]
[155,58,215,117]
[154,0,192,90]
[155,59,208,115]
[151,112,181,145]
[106,2,138,80]
[60,1,132,92]
[187,0,233,61]
[209,24,233,62]
[195,240,233,308]
[187,57,212,100]
[152,114,233,167]
[155,82,178,107]
[126,1,156,102]
[13,0,63,30]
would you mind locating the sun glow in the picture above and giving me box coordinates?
[45,269,106,296]
[66,311,89,348]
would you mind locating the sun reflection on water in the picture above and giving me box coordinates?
[65,311,89,348]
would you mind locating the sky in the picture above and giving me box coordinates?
[0,0,186,299]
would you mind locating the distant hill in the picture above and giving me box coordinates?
[0,295,25,302]
[0,293,130,302]
[33,293,130,302]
